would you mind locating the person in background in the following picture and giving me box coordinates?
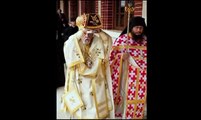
[56,8,68,88]
[63,17,79,42]
[57,8,68,30]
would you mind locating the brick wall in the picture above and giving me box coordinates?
[80,1,85,15]
[80,0,95,14]
[95,0,98,14]
[69,0,78,20]
[101,0,113,29]
[56,0,59,9]
[63,0,68,20]
[133,0,143,16]
[67,0,143,30]
[86,1,95,13]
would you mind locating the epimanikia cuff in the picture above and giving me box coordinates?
[63,90,83,114]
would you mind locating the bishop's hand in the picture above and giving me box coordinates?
[86,58,93,69]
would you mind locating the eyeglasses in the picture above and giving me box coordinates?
[83,30,94,37]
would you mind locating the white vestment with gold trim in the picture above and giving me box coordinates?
[61,30,114,119]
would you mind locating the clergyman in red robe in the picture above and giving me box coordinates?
[109,16,147,119]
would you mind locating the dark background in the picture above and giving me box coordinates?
[2,0,200,119]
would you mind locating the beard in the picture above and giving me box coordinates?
[131,31,144,43]
[83,38,92,45]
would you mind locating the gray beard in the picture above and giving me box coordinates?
[83,38,91,45]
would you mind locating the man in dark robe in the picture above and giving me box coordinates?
[56,8,68,88]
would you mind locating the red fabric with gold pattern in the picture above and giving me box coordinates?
[109,34,147,119]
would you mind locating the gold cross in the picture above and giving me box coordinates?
[69,97,75,103]
[78,79,82,84]
[95,48,101,56]
[141,82,146,88]
[81,105,86,110]
[140,49,144,60]
[105,83,108,89]
[132,83,135,88]
[129,109,133,114]
[90,91,94,96]
[96,79,102,86]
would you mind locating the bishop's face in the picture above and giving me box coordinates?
[82,29,94,45]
